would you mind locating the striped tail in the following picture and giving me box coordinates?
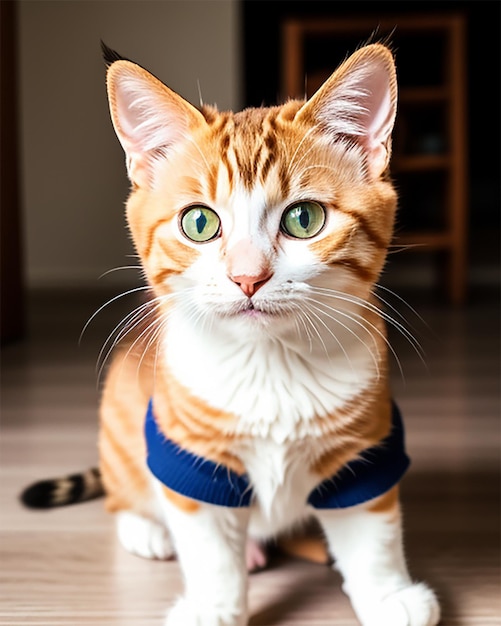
[20,467,104,509]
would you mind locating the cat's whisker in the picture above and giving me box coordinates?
[96,298,159,372]
[136,311,171,385]
[181,298,211,333]
[115,304,171,386]
[96,292,168,358]
[185,135,212,176]
[300,298,380,379]
[323,302,403,381]
[150,312,172,391]
[98,313,153,386]
[300,164,343,176]
[296,305,330,361]
[305,293,407,382]
[310,285,426,367]
[291,306,314,352]
[315,288,420,371]
[286,126,316,177]
[98,265,144,279]
[301,301,360,382]
[79,285,152,345]
[386,242,428,254]
[374,283,432,334]
[96,292,177,385]
[303,297,381,380]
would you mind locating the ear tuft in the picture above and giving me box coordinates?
[100,41,129,67]
[298,44,398,178]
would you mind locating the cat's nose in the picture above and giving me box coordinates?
[230,271,272,298]
[226,238,272,297]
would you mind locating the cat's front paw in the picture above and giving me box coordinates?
[165,598,247,626]
[116,511,174,560]
[379,583,440,626]
[355,583,440,626]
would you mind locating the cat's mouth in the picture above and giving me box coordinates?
[240,301,263,317]
[232,298,285,320]
[209,295,292,321]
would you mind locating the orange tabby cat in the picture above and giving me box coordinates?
[24,43,440,626]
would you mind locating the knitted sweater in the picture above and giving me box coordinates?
[145,401,410,509]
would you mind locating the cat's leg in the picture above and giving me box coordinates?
[116,510,174,560]
[316,488,440,626]
[246,537,267,572]
[157,486,250,626]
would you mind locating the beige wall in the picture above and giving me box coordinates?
[19,0,241,288]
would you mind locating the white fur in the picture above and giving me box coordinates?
[317,505,440,626]
[116,511,174,560]
[108,47,437,626]
[155,249,439,626]
[154,482,250,626]
[163,180,381,445]
[153,225,439,624]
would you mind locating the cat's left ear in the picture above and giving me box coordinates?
[297,44,397,179]
[106,59,207,187]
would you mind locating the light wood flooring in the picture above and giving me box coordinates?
[1,287,500,625]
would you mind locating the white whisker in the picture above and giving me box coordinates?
[374,283,431,333]
[96,298,161,379]
[297,304,330,360]
[98,265,144,279]
[185,136,211,175]
[310,285,426,367]
[303,297,381,380]
[112,302,170,386]
[287,126,316,177]
[136,311,171,385]
[302,301,358,380]
[292,305,314,352]
[79,285,151,345]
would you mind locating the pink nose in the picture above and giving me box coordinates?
[230,270,272,297]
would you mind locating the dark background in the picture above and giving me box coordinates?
[243,0,500,272]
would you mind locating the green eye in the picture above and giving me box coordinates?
[281,201,325,239]
[181,206,221,242]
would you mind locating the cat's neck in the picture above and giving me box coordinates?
[158,301,386,441]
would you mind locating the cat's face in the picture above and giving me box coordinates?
[106,45,397,334]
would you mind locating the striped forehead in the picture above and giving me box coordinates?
[202,103,303,203]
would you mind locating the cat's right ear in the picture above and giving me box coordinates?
[106,60,206,188]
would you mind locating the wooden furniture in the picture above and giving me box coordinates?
[281,15,468,304]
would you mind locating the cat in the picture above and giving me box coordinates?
[22,43,440,626]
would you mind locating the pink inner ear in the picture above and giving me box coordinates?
[365,79,394,145]
[299,46,397,178]
[362,79,396,176]
[114,77,187,157]
[107,62,206,187]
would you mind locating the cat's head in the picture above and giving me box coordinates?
[105,44,397,335]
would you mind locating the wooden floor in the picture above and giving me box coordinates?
[1,287,500,625]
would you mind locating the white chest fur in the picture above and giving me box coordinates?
[162,307,379,533]
[163,308,377,442]
[238,436,320,537]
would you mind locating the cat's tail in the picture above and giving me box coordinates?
[20,467,104,509]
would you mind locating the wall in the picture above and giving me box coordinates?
[19,0,241,289]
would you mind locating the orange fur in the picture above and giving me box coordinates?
[367,485,400,514]
[99,44,399,527]
[162,486,200,514]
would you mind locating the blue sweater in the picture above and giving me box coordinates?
[145,401,410,509]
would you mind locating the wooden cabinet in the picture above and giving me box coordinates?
[281,14,468,304]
